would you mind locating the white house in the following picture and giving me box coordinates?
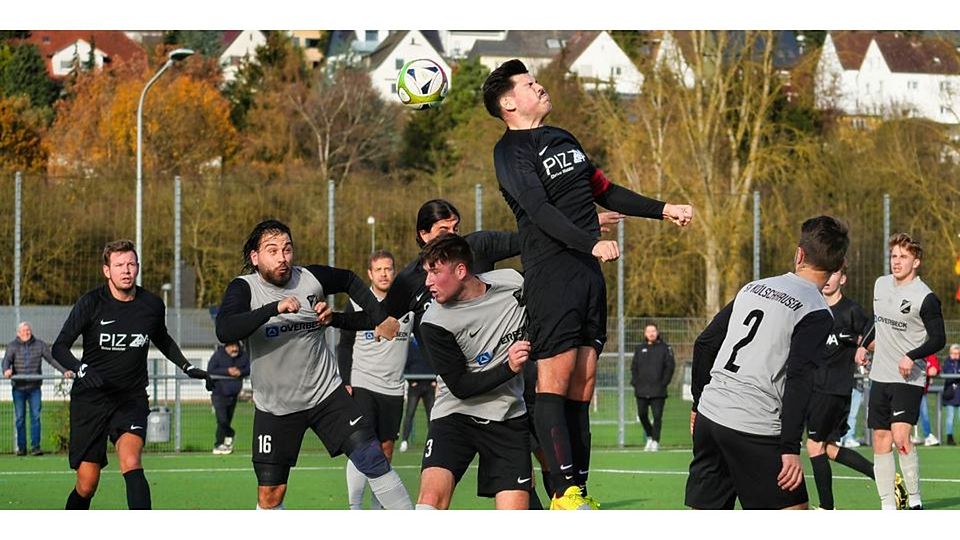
[364,30,451,103]
[437,30,507,59]
[651,31,696,88]
[26,30,146,77]
[816,31,960,125]
[220,30,267,84]
[561,31,644,95]
[469,30,575,75]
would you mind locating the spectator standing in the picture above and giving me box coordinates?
[630,323,675,452]
[207,342,251,455]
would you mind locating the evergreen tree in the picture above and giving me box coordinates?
[0,43,60,109]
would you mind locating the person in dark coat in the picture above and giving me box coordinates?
[206,342,250,454]
[942,344,960,446]
[630,323,675,451]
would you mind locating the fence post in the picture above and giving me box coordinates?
[174,176,182,344]
[617,222,626,447]
[475,183,483,231]
[14,172,22,327]
[753,190,760,282]
[327,180,337,352]
[174,374,181,452]
[883,193,890,275]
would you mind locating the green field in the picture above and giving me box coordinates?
[2,396,959,510]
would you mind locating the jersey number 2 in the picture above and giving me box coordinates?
[723,309,764,373]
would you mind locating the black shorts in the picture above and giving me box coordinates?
[867,381,924,429]
[421,413,533,498]
[685,414,808,510]
[525,252,607,359]
[252,385,366,467]
[805,393,851,443]
[69,388,150,470]
[351,386,404,442]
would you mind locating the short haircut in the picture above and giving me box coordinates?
[888,232,923,260]
[798,216,849,273]
[481,59,529,119]
[416,199,461,247]
[419,233,474,273]
[243,219,292,272]
[950,343,960,353]
[102,239,137,266]
[368,249,395,269]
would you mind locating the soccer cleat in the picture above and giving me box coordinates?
[649,440,660,452]
[923,434,939,446]
[212,444,232,455]
[549,486,594,510]
[399,440,409,453]
[583,494,601,510]
[894,473,908,510]
[909,504,923,510]
[844,438,861,448]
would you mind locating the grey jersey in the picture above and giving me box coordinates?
[421,269,527,422]
[239,268,339,415]
[869,275,934,386]
[348,295,414,396]
[698,273,831,436]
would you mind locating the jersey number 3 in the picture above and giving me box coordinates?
[723,309,764,373]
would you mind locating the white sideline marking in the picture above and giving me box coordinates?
[3,465,959,484]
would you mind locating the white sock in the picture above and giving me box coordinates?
[415,503,437,510]
[898,446,921,507]
[255,502,285,510]
[874,452,896,510]
[346,460,368,510]
[367,469,413,510]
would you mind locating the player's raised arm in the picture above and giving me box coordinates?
[215,278,280,343]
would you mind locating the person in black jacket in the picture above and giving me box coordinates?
[630,323,675,452]
[207,342,250,455]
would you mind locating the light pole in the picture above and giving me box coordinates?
[366,216,376,254]
[136,48,194,286]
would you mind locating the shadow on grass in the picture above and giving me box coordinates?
[922,497,960,510]
[598,498,647,509]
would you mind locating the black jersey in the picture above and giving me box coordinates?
[493,126,664,269]
[52,285,188,393]
[814,296,869,396]
[379,230,519,342]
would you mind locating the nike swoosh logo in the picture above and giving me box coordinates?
[539,146,549,156]
[578,470,589,475]
[349,416,363,426]
[559,463,573,471]
[838,333,851,339]
[893,410,905,416]
[130,425,143,430]
[100,320,116,326]
[517,476,531,484]
[468,328,481,338]
[809,431,817,435]
[415,292,425,303]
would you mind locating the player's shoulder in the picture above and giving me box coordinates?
[911,276,935,297]
[135,287,164,307]
[478,268,523,290]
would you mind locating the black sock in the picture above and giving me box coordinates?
[528,487,544,510]
[123,469,152,510]
[810,454,833,510]
[65,488,91,510]
[835,446,875,479]
[565,399,591,494]
[534,393,573,497]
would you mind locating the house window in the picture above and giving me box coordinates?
[941,81,952,92]
[60,59,73,70]
[615,66,622,75]
[907,80,918,90]
[391,83,397,94]
[365,30,377,42]
[395,58,404,70]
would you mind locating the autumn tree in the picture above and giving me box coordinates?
[0,95,47,172]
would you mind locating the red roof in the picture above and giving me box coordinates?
[23,30,146,76]
[829,31,960,75]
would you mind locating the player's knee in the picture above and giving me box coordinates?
[75,477,99,498]
[344,431,391,479]
[258,485,286,509]
[254,462,291,487]
[417,490,448,510]
[118,455,143,474]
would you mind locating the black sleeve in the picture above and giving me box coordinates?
[691,301,734,411]
[215,279,279,343]
[496,145,598,255]
[662,345,676,389]
[860,321,876,349]
[629,347,639,388]
[206,351,229,376]
[149,303,191,371]
[593,183,666,220]
[237,352,251,377]
[420,322,517,400]
[52,295,94,372]
[905,293,946,360]
[466,231,521,266]
[307,265,388,326]
[336,302,357,385]
[381,262,421,318]
[780,309,834,454]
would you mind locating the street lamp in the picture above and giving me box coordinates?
[136,48,194,286]
[367,216,376,254]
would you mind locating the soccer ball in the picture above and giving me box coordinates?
[397,59,448,110]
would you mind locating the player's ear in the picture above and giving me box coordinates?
[500,94,516,113]
[794,246,804,267]
[839,272,847,287]
[101,264,110,280]
[455,262,468,280]
[249,250,259,268]
[912,257,921,270]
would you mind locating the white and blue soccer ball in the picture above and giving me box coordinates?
[397,58,448,110]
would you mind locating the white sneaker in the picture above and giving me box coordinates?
[224,436,234,447]
[843,438,861,448]
[649,440,660,452]
[399,440,408,453]
[911,435,924,445]
[212,444,231,455]
[643,439,652,451]
[924,434,940,446]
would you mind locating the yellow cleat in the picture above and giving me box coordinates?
[894,473,908,510]
[549,486,594,510]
